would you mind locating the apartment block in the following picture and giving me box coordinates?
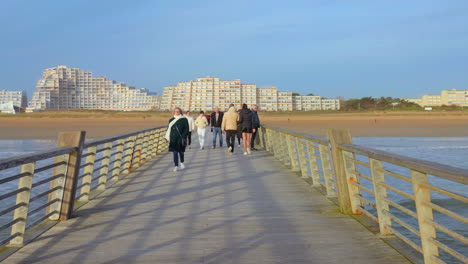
[406,89,468,107]
[161,77,340,111]
[29,65,158,111]
[0,90,27,108]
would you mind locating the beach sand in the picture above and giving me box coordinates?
[1,114,467,139]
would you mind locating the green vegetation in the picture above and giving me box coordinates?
[340,97,422,111]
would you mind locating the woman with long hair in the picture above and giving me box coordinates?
[165,107,189,172]
[194,110,209,149]
[238,103,255,155]
[236,109,242,147]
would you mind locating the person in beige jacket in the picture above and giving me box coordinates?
[221,104,239,154]
[194,110,209,149]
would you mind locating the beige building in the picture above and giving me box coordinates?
[161,77,340,111]
[405,89,468,107]
[0,90,27,108]
[30,65,159,111]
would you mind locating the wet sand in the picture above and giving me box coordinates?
[0,114,467,139]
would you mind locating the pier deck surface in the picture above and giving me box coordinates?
[4,142,410,264]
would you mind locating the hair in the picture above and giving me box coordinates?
[186,111,190,114]
[174,107,183,114]
[242,103,248,110]
[229,103,235,108]
[199,110,204,115]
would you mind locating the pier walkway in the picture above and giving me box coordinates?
[3,142,409,263]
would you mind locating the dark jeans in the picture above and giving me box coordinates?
[173,151,184,166]
[187,132,192,146]
[251,129,258,148]
[226,130,236,152]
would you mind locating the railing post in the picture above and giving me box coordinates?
[110,139,125,182]
[123,136,136,174]
[318,143,336,196]
[56,131,86,220]
[281,133,290,165]
[78,146,97,202]
[342,150,363,215]
[411,169,439,263]
[296,138,308,178]
[9,162,35,246]
[306,140,321,185]
[132,134,143,169]
[287,135,300,171]
[369,158,392,235]
[97,142,113,190]
[47,153,69,220]
[140,132,149,163]
[326,128,353,214]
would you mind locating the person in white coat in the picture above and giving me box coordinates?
[185,111,195,149]
[194,110,209,149]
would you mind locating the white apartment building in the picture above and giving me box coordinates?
[0,90,27,108]
[405,89,468,107]
[161,77,340,111]
[29,65,158,111]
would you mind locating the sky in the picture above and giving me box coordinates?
[0,0,467,99]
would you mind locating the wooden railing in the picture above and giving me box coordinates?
[258,125,467,264]
[0,126,167,249]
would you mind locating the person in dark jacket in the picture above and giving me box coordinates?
[210,107,224,149]
[165,107,189,172]
[236,109,242,147]
[250,105,260,151]
[238,103,255,155]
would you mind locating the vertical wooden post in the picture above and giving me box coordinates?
[327,128,353,214]
[110,139,125,182]
[148,131,156,158]
[78,146,97,202]
[411,169,438,263]
[296,137,308,178]
[306,141,321,185]
[266,129,274,154]
[281,133,290,165]
[9,162,35,246]
[57,131,86,221]
[123,136,136,174]
[318,143,336,196]
[48,153,69,220]
[97,142,113,190]
[132,134,143,169]
[369,158,392,235]
[287,135,299,171]
[342,150,363,215]
[140,132,149,163]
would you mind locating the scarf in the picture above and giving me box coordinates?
[165,115,186,141]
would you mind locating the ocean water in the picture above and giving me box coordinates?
[0,138,466,261]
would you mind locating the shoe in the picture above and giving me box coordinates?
[244,152,248,155]
[202,147,204,150]
[228,146,232,152]
[180,163,185,170]
[212,146,215,149]
[251,147,257,151]
[247,148,251,154]
[238,144,241,148]
[173,166,178,172]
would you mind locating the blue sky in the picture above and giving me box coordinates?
[1,0,467,99]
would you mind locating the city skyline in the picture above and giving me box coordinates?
[1,1,467,99]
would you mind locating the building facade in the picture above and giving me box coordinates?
[0,90,27,108]
[405,89,468,107]
[29,65,159,111]
[161,77,340,111]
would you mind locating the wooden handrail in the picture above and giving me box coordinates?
[0,147,77,171]
[83,126,166,148]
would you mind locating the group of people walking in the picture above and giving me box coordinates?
[164,104,260,172]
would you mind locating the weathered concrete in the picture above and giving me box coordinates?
[4,140,410,264]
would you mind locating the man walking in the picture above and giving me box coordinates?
[251,105,260,151]
[210,107,224,149]
[222,104,239,154]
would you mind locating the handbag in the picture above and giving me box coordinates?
[175,125,187,147]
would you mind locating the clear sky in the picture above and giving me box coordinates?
[1,0,467,99]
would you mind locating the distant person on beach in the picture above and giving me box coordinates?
[250,105,260,151]
[222,104,239,154]
[236,109,242,147]
[165,107,189,172]
[194,110,209,149]
[210,107,224,149]
[185,111,195,149]
[238,103,255,155]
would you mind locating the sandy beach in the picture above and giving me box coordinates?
[1,113,467,139]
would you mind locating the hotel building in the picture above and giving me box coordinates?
[29,65,159,111]
[404,89,468,107]
[161,77,340,111]
[0,90,27,108]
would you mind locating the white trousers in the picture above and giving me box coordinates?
[197,128,206,147]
